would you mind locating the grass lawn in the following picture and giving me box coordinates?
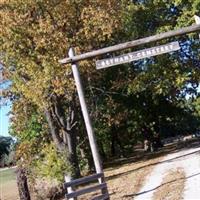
[0,167,19,200]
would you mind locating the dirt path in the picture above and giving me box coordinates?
[0,166,17,172]
[134,146,200,200]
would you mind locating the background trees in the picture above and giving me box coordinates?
[0,136,14,167]
[0,0,200,198]
[0,136,13,160]
[0,0,125,191]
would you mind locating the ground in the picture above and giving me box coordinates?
[1,138,200,200]
[0,167,19,200]
[134,144,200,200]
[80,138,200,200]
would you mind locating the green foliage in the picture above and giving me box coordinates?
[0,136,14,160]
[0,0,125,177]
[10,100,70,182]
[34,143,70,182]
[1,0,200,185]
[87,0,200,157]
[1,150,15,167]
[9,99,47,141]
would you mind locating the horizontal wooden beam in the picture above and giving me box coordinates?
[64,173,103,188]
[65,183,107,199]
[59,24,200,64]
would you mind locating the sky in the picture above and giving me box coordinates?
[0,63,12,137]
[0,104,11,137]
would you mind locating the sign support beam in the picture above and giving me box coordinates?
[68,48,103,175]
[60,24,200,64]
[68,48,109,197]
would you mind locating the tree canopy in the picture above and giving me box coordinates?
[0,136,13,160]
[0,1,200,198]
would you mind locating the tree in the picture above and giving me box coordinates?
[0,0,125,182]
[0,136,13,161]
[1,1,200,189]
[86,0,200,155]
[16,168,31,200]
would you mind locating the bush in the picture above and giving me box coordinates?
[34,143,71,182]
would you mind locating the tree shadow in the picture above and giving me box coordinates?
[104,139,200,170]
[123,172,200,198]
[105,139,200,181]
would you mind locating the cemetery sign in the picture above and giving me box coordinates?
[96,41,180,70]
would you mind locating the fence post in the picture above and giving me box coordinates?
[68,47,109,197]
[65,175,76,200]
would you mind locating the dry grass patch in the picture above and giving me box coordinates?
[104,156,164,200]
[0,168,19,200]
[67,140,200,199]
[78,155,164,200]
[153,167,185,200]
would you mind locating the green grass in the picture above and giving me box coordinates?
[0,168,16,185]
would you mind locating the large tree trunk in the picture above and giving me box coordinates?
[62,99,80,178]
[64,128,80,178]
[16,168,31,200]
[111,130,116,157]
[111,126,125,157]
[44,109,65,152]
[44,95,81,179]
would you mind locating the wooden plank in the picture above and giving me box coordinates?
[96,41,180,69]
[59,24,200,64]
[91,194,109,200]
[66,183,107,199]
[64,173,104,188]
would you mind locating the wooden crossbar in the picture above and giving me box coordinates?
[59,24,200,64]
[64,173,109,199]
[64,173,103,188]
[65,183,107,199]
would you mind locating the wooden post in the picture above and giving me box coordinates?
[68,48,103,175]
[68,48,109,198]
[65,175,76,200]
